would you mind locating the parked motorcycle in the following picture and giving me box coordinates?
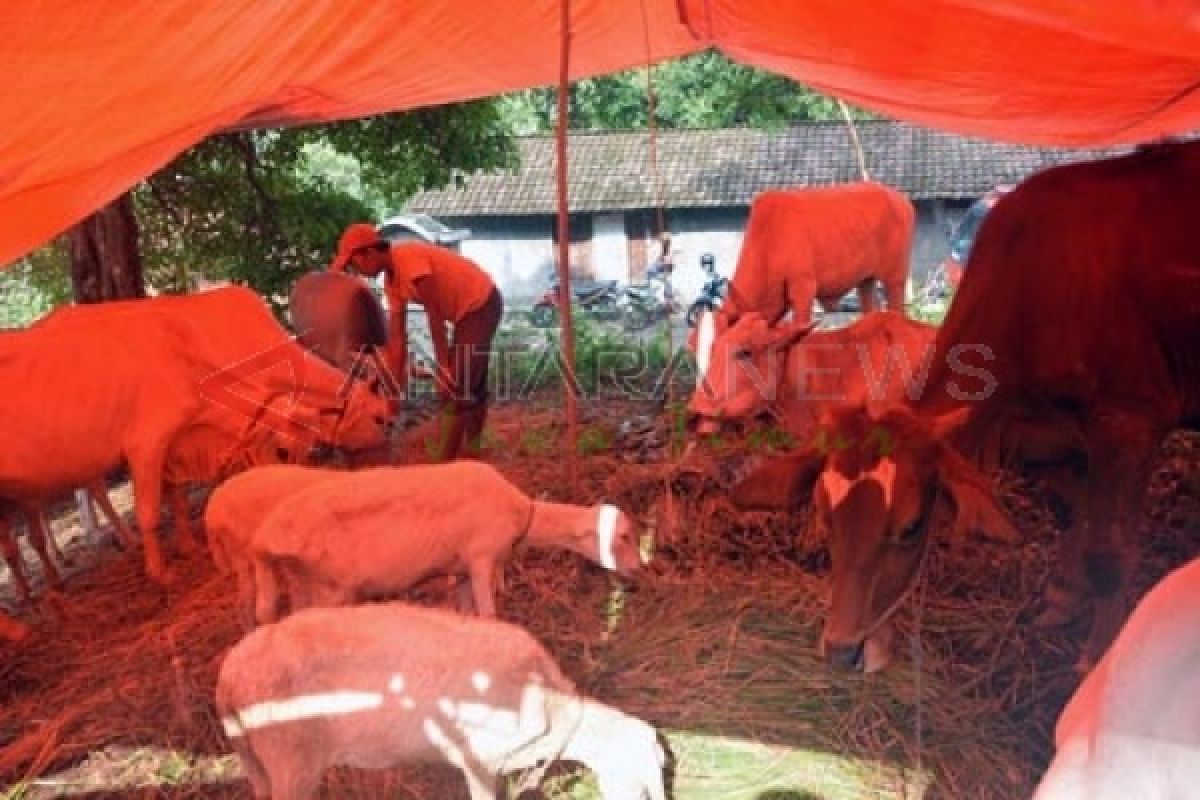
[620,266,680,331]
[530,278,621,327]
[686,253,728,327]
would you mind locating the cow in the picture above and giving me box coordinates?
[1031,556,1200,800]
[688,309,937,440]
[726,140,1200,671]
[727,406,1019,672]
[0,286,392,584]
[713,182,914,331]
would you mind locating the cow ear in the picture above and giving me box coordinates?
[936,444,1020,542]
[728,450,827,511]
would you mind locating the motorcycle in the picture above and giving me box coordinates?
[530,278,621,327]
[686,253,728,327]
[620,265,680,331]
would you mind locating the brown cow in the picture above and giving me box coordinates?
[688,309,936,440]
[728,406,1018,672]
[0,287,391,584]
[731,141,1200,671]
[716,182,914,328]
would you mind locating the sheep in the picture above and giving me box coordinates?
[216,603,668,800]
[245,461,648,626]
[205,465,343,628]
[1031,556,1200,800]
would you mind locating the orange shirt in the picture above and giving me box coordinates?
[384,243,495,323]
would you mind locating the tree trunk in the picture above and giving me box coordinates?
[67,194,145,303]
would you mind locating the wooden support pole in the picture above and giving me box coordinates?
[555,0,580,496]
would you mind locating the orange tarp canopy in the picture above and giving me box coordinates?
[2,0,1199,267]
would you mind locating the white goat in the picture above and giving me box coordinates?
[217,603,668,800]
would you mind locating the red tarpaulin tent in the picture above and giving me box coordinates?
[2,0,1199,267]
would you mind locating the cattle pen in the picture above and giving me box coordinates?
[1,392,1196,800]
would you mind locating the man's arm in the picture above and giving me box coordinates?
[387,305,408,399]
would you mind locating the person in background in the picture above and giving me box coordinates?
[330,223,503,461]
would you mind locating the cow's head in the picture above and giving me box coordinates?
[320,379,395,453]
[687,311,815,435]
[729,405,1019,673]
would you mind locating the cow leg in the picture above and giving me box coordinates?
[20,503,62,590]
[1032,455,1092,627]
[467,557,499,617]
[166,484,198,555]
[87,479,138,550]
[127,453,171,585]
[857,279,880,314]
[1078,412,1160,668]
[784,278,817,326]
[0,513,32,603]
[883,275,907,313]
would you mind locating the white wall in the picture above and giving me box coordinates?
[591,212,630,283]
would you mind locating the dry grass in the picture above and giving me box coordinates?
[0,400,1196,800]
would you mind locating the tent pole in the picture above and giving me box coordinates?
[555,0,580,497]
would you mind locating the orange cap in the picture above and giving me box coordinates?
[330,222,384,272]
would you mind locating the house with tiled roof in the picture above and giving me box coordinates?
[404,121,1117,304]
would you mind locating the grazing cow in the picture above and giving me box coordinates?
[728,406,1018,672]
[914,139,1200,663]
[289,271,389,379]
[0,287,392,583]
[217,603,668,800]
[1031,557,1200,800]
[729,141,1200,670]
[688,310,936,439]
[714,182,914,329]
[246,461,647,626]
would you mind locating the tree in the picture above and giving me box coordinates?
[498,49,871,132]
[67,194,145,303]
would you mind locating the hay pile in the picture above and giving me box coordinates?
[1,402,1196,799]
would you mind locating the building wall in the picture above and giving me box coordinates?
[438,198,975,307]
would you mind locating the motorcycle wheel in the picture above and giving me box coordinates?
[531,305,558,328]
[623,306,651,332]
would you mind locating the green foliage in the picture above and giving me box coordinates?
[499,49,871,132]
[135,101,515,306]
[0,245,70,327]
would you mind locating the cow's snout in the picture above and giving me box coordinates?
[825,640,866,673]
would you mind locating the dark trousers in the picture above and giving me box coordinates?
[439,288,503,460]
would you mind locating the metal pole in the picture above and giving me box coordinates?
[556,0,580,496]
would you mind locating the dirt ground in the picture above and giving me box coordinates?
[1,394,1197,800]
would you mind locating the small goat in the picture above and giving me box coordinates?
[245,461,647,625]
[205,465,342,627]
[217,603,668,800]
